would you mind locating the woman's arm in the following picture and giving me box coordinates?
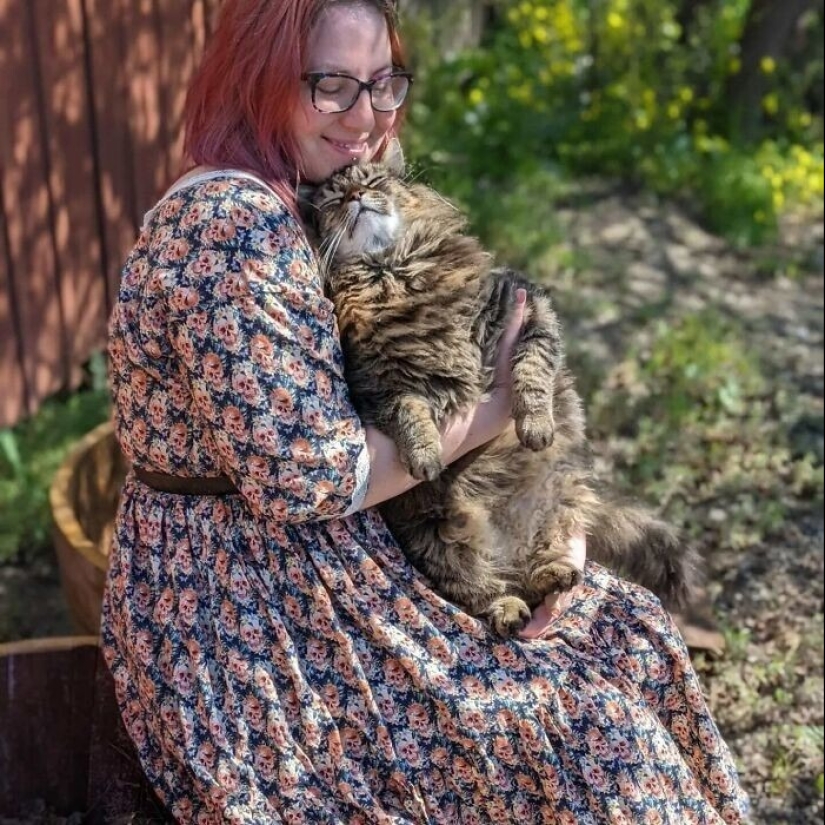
[358,290,527,511]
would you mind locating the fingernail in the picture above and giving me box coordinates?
[516,288,527,305]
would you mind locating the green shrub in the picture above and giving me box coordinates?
[0,388,110,564]
[405,0,824,245]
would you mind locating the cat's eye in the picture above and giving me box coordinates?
[318,194,345,211]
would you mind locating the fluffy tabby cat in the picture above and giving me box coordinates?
[301,143,698,634]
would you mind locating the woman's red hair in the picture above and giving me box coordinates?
[183,0,406,209]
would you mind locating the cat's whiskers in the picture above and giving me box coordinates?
[320,224,348,273]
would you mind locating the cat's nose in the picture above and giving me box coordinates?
[347,189,364,203]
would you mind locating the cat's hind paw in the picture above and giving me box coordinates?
[485,596,532,636]
[531,559,583,595]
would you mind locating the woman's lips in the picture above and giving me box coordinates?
[324,138,369,157]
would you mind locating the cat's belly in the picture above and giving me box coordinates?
[455,428,590,567]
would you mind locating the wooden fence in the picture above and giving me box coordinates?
[0,0,222,429]
[0,0,490,429]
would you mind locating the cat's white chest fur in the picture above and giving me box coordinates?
[340,203,401,258]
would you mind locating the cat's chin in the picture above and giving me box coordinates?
[339,212,401,260]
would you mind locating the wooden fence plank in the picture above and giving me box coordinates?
[31,0,108,383]
[202,0,222,38]
[159,0,207,181]
[128,0,172,218]
[0,0,65,423]
[0,188,28,427]
[83,0,142,309]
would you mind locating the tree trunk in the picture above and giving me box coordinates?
[727,0,815,141]
[397,0,493,55]
[676,0,714,44]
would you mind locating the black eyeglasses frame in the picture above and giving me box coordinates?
[300,70,414,114]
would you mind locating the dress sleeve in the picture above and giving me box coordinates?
[159,179,370,523]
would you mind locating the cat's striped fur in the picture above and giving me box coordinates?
[301,146,698,634]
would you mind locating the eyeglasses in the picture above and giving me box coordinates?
[301,71,413,114]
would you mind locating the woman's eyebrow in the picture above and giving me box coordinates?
[309,63,395,77]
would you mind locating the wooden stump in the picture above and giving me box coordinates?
[0,637,168,822]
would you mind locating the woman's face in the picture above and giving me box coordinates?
[293,3,398,183]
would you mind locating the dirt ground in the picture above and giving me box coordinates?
[1,190,822,824]
[550,190,824,824]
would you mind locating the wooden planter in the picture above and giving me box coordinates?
[50,421,127,635]
[0,636,167,822]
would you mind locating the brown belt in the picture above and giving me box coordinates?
[134,468,239,496]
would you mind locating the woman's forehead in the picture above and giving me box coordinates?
[306,4,392,74]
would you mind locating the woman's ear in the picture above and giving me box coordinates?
[382,137,406,177]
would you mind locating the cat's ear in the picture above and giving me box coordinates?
[382,137,406,177]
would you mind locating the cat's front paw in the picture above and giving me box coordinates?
[531,559,583,595]
[401,442,444,482]
[485,596,532,636]
[515,411,555,452]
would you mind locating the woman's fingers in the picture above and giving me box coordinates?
[518,531,587,640]
[519,591,575,639]
[493,288,527,382]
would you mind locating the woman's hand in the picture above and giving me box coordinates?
[519,530,587,639]
[361,290,527,510]
[440,288,527,463]
[491,287,527,397]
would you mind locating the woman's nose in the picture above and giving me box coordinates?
[340,88,376,132]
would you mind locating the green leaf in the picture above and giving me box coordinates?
[0,430,24,477]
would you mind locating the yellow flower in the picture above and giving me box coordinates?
[468,88,485,107]
[762,94,780,116]
[533,25,549,44]
[760,56,777,75]
[728,57,742,75]
[607,11,624,30]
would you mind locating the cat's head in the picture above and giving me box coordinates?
[301,140,455,264]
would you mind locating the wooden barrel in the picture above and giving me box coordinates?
[49,421,127,635]
[0,636,168,822]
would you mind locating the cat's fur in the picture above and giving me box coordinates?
[301,144,699,634]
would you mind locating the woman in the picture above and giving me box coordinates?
[102,0,751,821]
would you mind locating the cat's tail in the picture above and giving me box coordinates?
[586,498,702,612]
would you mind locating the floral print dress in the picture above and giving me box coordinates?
[101,171,751,824]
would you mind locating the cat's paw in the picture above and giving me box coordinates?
[485,596,532,636]
[515,411,555,452]
[401,443,444,482]
[531,559,583,595]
